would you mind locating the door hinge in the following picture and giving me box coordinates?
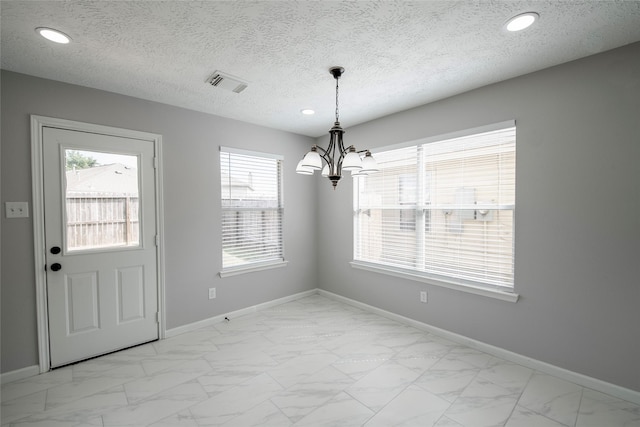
[155,235,160,246]
[155,312,160,323]
[153,157,158,169]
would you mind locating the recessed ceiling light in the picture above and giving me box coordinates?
[36,27,71,44]
[301,109,315,115]
[504,12,539,32]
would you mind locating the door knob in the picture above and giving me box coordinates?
[50,263,62,272]
[50,246,61,254]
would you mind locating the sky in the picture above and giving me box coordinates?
[70,149,138,168]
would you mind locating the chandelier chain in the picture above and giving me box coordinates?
[335,77,340,122]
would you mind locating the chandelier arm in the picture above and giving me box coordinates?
[336,135,348,158]
[339,144,357,157]
[314,144,328,155]
[311,144,332,167]
[334,132,347,175]
[319,153,332,167]
[327,130,340,173]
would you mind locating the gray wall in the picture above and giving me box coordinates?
[1,71,318,373]
[2,43,639,393]
[316,42,640,392]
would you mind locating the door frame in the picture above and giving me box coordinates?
[30,115,167,373]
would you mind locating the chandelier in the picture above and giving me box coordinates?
[296,67,378,188]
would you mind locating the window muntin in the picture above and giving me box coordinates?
[354,125,516,291]
[220,147,284,271]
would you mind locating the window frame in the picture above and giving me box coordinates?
[219,146,287,277]
[351,121,518,302]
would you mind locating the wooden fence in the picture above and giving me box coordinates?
[66,193,139,250]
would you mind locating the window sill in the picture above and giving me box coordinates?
[219,260,288,278]
[350,261,519,303]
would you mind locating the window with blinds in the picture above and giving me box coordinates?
[354,123,516,291]
[220,147,284,272]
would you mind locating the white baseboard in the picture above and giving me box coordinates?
[1,290,317,383]
[165,289,317,338]
[0,365,40,385]
[317,289,640,406]
[5,287,637,406]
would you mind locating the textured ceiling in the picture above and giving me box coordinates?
[2,1,640,137]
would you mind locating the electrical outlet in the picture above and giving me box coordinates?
[420,291,428,303]
[208,287,216,299]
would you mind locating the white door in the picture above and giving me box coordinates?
[43,126,159,367]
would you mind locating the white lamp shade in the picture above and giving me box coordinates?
[302,150,323,170]
[360,153,379,173]
[321,164,330,177]
[296,159,314,175]
[341,151,362,171]
[351,169,367,177]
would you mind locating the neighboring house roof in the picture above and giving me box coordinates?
[221,173,254,192]
[66,163,138,195]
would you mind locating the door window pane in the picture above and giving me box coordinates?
[65,150,140,251]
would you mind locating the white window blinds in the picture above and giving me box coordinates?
[354,124,516,291]
[220,147,284,271]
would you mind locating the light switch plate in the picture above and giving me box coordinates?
[5,202,29,218]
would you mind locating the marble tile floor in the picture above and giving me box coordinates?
[2,294,639,426]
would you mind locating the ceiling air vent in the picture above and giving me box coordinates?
[207,71,248,94]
